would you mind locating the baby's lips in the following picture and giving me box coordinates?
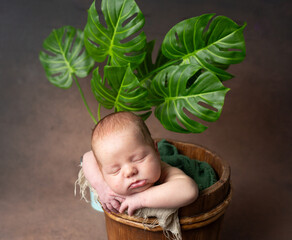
[129,179,147,189]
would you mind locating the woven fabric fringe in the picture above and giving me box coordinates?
[135,207,182,240]
[75,167,182,240]
[74,164,94,203]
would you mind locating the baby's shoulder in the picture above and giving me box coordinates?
[159,161,184,183]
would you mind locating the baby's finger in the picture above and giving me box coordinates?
[114,196,125,203]
[108,203,119,213]
[102,203,110,213]
[119,202,128,214]
[111,199,121,211]
[105,203,116,213]
[128,207,134,216]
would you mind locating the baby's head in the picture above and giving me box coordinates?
[91,112,161,196]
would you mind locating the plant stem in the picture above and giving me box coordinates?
[74,75,97,124]
[102,56,112,84]
[107,56,111,67]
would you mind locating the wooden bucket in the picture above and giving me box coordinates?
[104,140,231,240]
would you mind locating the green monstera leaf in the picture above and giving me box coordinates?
[151,64,230,133]
[91,64,151,118]
[162,14,246,81]
[84,0,146,67]
[39,26,95,88]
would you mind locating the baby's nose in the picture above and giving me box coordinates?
[124,165,138,178]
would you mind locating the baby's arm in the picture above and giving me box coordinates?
[82,151,124,213]
[120,162,198,215]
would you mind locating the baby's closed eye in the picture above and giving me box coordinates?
[110,167,121,175]
[132,155,146,162]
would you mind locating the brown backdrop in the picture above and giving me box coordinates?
[0,0,291,239]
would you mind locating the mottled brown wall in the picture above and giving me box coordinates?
[0,0,291,239]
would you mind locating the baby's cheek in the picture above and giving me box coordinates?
[113,183,120,190]
[106,178,119,191]
[112,180,126,195]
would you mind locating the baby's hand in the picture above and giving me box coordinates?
[97,182,125,213]
[82,151,125,213]
[119,194,143,216]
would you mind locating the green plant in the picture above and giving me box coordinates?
[39,0,246,133]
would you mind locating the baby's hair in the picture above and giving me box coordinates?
[91,112,154,151]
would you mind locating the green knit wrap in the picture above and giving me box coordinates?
[158,139,218,191]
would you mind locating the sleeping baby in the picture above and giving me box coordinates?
[82,111,198,216]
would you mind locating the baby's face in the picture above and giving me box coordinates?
[94,127,161,196]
